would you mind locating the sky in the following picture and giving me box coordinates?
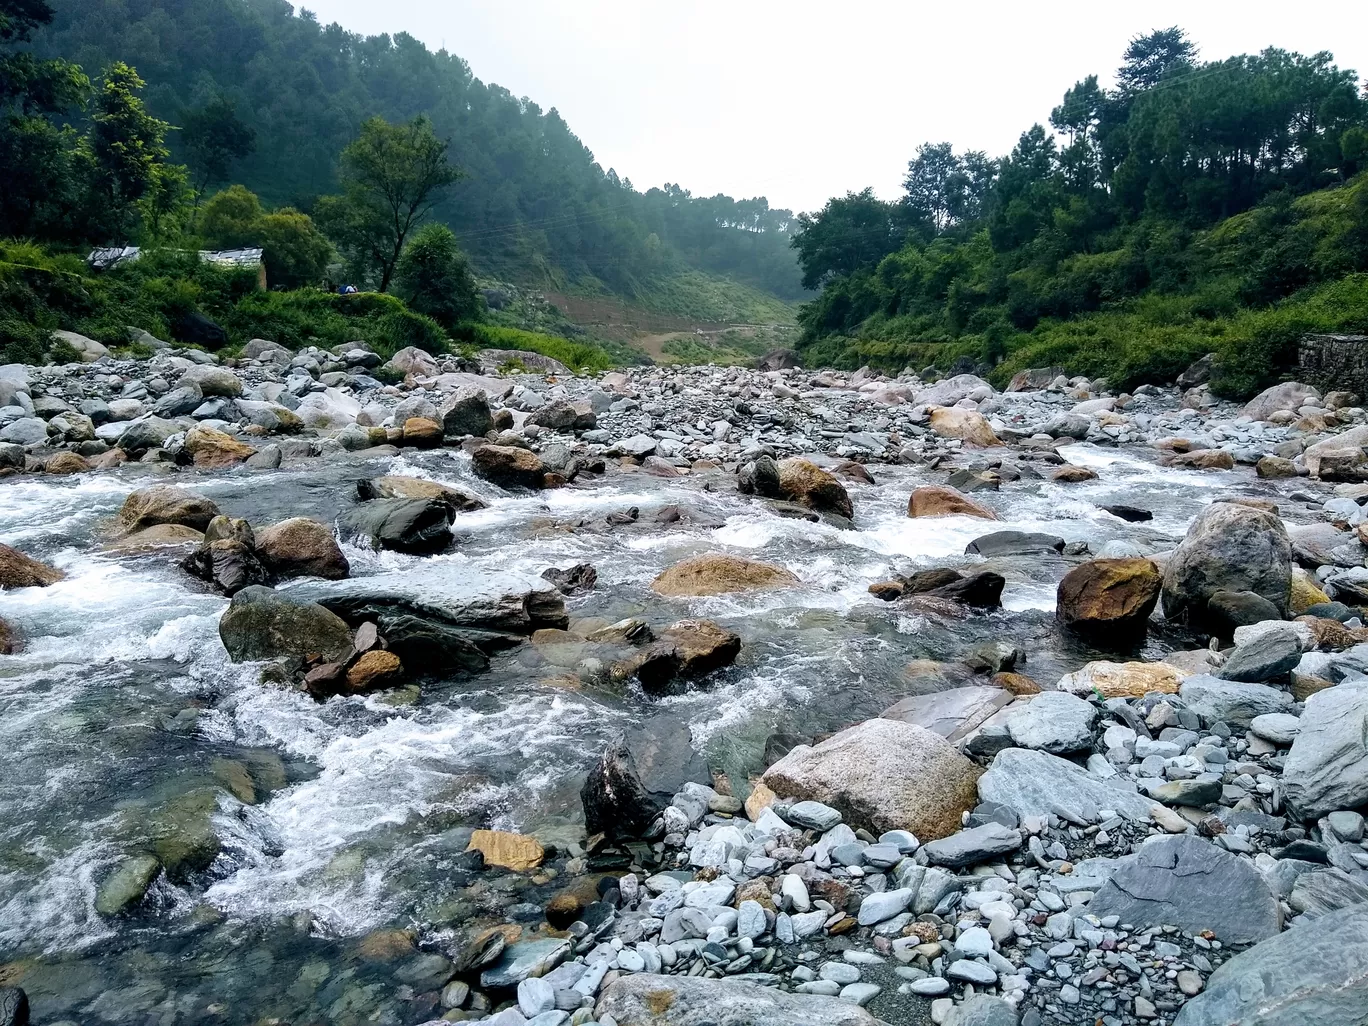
[302,0,1368,214]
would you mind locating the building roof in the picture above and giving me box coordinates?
[86,247,264,270]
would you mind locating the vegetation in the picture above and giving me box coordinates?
[792,29,1368,396]
[461,323,614,374]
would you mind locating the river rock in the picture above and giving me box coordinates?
[1283,682,1368,819]
[978,747,1158,822]
[1289,867,1368,917]
[1003,692,1097,754]
[1173,901,1368,1026]
[882,686,1014,742]
[438,385,494,437]
[1055,660,1185,698]
[467,829,544,872]
[594,972,886,1026]
[908,486,997,519]
[53,328,108,362]
[0,543,64,589]
[526,399,595,432]
[1304,424,1368,478]
[1056,558,1162,635]
[921,821,1023,867]
[776,457,854,518]
[357,474,486,511]
[338,497,455,554]
[116,485,221,534]
[1089,834,1281,942]
[480,937,571,989]
[176,365,243,398]
[651,553,799,597]
[946,995,1020,1026]
[115,415,178,453]
[966,531,1064,557]
[183,425,255,468]
[344,649,403,693]
[253,518,350,580]
[1218,623,1303,681]
[142,787,221,881]
[925,571,1005,607]
[582,737,670,841]
[1161,503,1292,626]
[218,585,354,664]
[1179,675,1294,728]
[761,718,981,840]
[472,444,546,488]
[182,530,269,596]
[928,406,1001,446]
[372,614,489,675]
[94,854,161,916]
[626,618,742,690]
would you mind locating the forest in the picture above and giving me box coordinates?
[17,0,802,306]
[791,29,1368,396]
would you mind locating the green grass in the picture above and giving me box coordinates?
[461,323,615,374]
[575,268,797,325]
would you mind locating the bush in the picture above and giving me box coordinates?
[260,209,333,290]
[394,223,483,329]
[463,323,613,373]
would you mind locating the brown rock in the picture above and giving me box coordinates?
[868,580,905,601]
[777,457,854,518]
[345,650,403,693]
[834,461,875,485]
[184,425,256,468]
[735,878,775,909]
[1256,455,1300,479]
[1051,464,1098,483]
[745,780,777,821]
[1291,673,1338,702]
[545,875,607,928]
[1057,558,1162,634]
[0,616,22,654]
[357,474,486,511]
[651,553,799,597]
[993,671,1042,695]
[254,518,350,580]
[761,718,981,839]
[927,406,1001,446]
[1296,616,1363,651]
[400,417,443,448]
[658,619,742,678]
[0,543,64,589]
[45,452,91,474]
[1169,449,1235,470]
[467,829,544,872]
[471,444,546,489]
[90,448,128,470]
[116,485,221,534]
[907,486,997,520]
[104,524,205,552]
[1056,660,1187,698]
[357,928,417,962]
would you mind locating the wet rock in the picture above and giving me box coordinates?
[1169,448,1235,470]
[1056,558,1162,636]
[480,937,571,989]
[143,787,222,882]
[908,486,997,519]
[776,457,854,518]
[581,738,670,841]
[1257,455,1301,479]
[1101,504,1153,522]
[1179,674,1294,728]
[541,563,597,595]
[218,585,354,665]
[338,497,454,554]
[595,972,886,1026]
[94,854,161,917]
[116,485,220,534]
[357,474,486,511]
[472,444,546,489]
[978,747,1158,822]
[762,717,981,840]
[254,518,350,580]
[467,829,545,872]
[1174,901,1368,1026]
[399,416,443,447]
[925,571,1005,608]
[1161,503,1292,627]
[626,618,742,690]
[344,650,404,693]
[181,527,270,596]
[966,531,1064,557]
[651,553,799,597]
[1283,682,1368,820]
[0,543,64,589]
[1052,463,1099,482]
[738,454,782,498]
[0,617,21,655]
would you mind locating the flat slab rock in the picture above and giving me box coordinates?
[288,562,567,634]
[977,747,1158,823]
[595,972,891,1026]
[881,686,1014,742]
[1283,682,1368,820]
[1089,834,1282,944]
[1173,901,1368,1026]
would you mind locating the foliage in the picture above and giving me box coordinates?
[394,222,482,329]
[197,185,331,288]
[462,322,613,374]
[80,61,175,242]
[790,28,1368,397]
[198,184,264,249]
[181,95,255,196]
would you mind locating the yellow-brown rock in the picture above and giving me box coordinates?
[400,417,443,448]
[993,671,1043,696]
[927,406,1001,447]
[467,829,545,872]
[651,553,799,597]
[776,458,854,518]
[1290,568,1331,614]
[1056,558,1162,634]
[184,426,257,468]
[1055,660,1187,698]
[744,780,777,822]
[1051,464,1098,483]
[345,650,403,693]
[1169,449,1235,470]
[45,452,91,474]
[907,485,997,520]
[0,543,64,589]
[104,524,205,552]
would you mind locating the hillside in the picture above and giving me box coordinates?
[29,0,801,319]
[793,30,1368,397]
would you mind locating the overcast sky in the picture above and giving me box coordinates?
[303,0,1368,214]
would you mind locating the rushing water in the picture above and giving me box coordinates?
[0,443,1286,1023]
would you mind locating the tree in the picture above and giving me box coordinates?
[316,115,461,292]
[394,222,482,328]
[1116,27,1197,96]
[181,95,255,199]
[81,61,175,242]
[904,143,959,233]
[260,208,333,289]
[198,184,264,248]
[791,189,910,291]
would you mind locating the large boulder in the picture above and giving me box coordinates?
[1304,424,1368,479]
[115,415,178,453]
[757,348,801,371]
[977,747,1158,823]
[176,365,243,398]
[0,543,64,589]
[738,455,782,498]
[1161,503,1292,626]
[441,386,495,437]
[116,485,220,534]
[776,458,854,519]
[337,498,455,555]
[622,619,742,692]
[526,399,595,432]
[927,406,1001,446]
[761,718,981,840]
[1002,692,1097,754]
[1283,682,1368,820]
[1179,675,1294,728]
[1089,835,1281,943]
[966,531,1064,557]
[1242,381,1320,421]
[471,444,546,489]
[218,586,354,664]
[919,373,993,406]
[651,553,799,597]
[581,738,669,841]
[181,517,268,596]
[1056,558,1162,635]
[52,328,108,362]
[908,485,997,520]
[595,973,887,1026]
[1217,622,1303,682]
[1172,902,1368,1026]
[253,518,349,580]
[881,686,1014,742]
[183,425,255,468]
[386,346,439,379]
[357,475,486,512]
[1055,660,1185,699]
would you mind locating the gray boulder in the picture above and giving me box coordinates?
[337,498,455,555]
[218,586,354,665]
[1162,503,1292,626]
[52,328,109,362]
[1179,675,1294,728]
[116,416,179,453]
[151,385,203,418]
[1089,834,1281,943]
[176,365,243,397]
[946,996,1020,1026]
[1173,901,1368,1026]
[0,417,47,445]
[595,972,887,1026]
[977,747,1158,823]
[1242,381,1320,421]
[1289,868,1368,918]
[1003,692,1096,754]
[882,686,1014,743]
[1218,623,1303,682]
[921,822,1023,867]
[441,386,494,437]
[965,530,1065,557]
[1283,683,1368,819]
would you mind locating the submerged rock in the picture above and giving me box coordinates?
[94,854,161,917]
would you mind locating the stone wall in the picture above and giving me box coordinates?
[1298,334,1368,400]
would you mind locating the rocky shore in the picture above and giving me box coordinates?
[2,334,1368,1026]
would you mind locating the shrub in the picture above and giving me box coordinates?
[394,223,483,329]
